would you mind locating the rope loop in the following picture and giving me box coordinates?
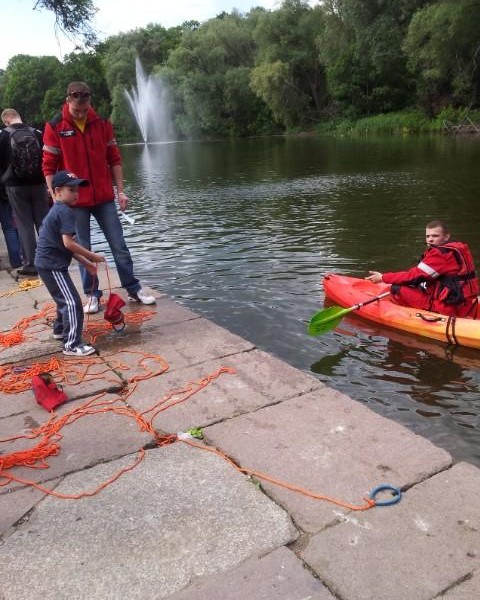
[369,484,402,506]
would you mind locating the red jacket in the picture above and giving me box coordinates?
[383,241,479,316]
[42,104,122,208]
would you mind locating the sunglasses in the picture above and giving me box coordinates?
[69,91,91,99]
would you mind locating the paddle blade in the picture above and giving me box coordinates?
[308,305,349,336]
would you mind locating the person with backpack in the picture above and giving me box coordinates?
[0,108,49,276]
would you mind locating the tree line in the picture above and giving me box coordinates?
[1,0,479,141]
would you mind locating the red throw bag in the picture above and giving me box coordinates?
[32,372,68,412]
[104,292,126,330]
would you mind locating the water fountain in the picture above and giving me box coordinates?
[124,57,174,143]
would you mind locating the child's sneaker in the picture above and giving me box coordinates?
[63,344,97,357]
[128,288,156,305]
[83,296,99,314]
[53,332,64,340]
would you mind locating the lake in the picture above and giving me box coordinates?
[92,135,480,466]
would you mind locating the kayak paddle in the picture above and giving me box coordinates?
[308,291,391,336]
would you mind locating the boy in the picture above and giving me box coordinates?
[35,171,105,356]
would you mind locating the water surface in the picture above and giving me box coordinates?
[93,135,480,465]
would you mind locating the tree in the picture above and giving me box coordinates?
[319,0,429,117]
[163,12,273,136]
[404,0,480,114]
[1,55,62,127]
[251,0,326,128]
[34,0,97,44]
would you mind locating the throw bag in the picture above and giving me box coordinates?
[32,372,68,412]
[104,293,126,330]
[6,126,43,179]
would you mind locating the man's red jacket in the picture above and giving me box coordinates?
[43,104,122,208]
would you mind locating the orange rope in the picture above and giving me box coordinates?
[0,303,56,349]
[0,313,379,511]
[178,439,375,512]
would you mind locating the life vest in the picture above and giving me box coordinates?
[431,241,479,307]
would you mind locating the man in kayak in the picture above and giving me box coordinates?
[366,220,479,318]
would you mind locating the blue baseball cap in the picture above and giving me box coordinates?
[52,170,89,188]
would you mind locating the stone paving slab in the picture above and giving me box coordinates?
[301,462,480,600]
[127,349,323,433]
[204,390,452,533]
[0,305,37,332]
[0,443,298,600]
[166,546,334,600]
[81,294,198,341]
[0,393,151,493]
[439,569,480,599]
[0,479,60,534]
[0,281,41,312]
[0,353,124,411]
[100,317,255,371]
[0,389,33,418]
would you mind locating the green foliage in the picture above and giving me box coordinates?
[320,0,423,117]
[404,0,480,114]
[1,55,62,127]
[35,0,97,45]
[252,0,326,126]
[163,12,275,137]
[333,110,432,135]
[186,427,204,439]
[101,24,182,88]
[3,1,480,138]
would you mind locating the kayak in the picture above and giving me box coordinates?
[323,273,480,349]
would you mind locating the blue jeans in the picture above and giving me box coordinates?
[0,196,22,268]
[74,201,140,298]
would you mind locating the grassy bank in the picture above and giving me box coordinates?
[315,108,480,136]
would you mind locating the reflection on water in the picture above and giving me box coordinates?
[91,136,480,465]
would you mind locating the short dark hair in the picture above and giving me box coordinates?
[66,81,91,95]
[426,219,449,234]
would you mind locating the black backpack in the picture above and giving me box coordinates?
[5,125,43,179]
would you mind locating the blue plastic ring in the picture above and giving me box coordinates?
[369,484,402,506]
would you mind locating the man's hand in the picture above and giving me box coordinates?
[118,191,129,212]
[366,271,383,283]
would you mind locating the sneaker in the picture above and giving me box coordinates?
[128,288,156,305]
[53,332,63,340]
[63,344,96,357]
[83,296,99,314]
[17,266,38,276]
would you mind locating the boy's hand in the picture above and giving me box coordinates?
[85,263,98,276]
[91,253,106,264]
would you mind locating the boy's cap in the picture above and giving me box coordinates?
[52,171,89,188]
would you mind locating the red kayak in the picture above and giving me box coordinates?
[322,273,480,349]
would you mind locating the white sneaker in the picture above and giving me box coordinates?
[63,344,96,356]
[128,288,156,305]
[83,296,99,314]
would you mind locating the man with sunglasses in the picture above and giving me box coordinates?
[42,81,155,313]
